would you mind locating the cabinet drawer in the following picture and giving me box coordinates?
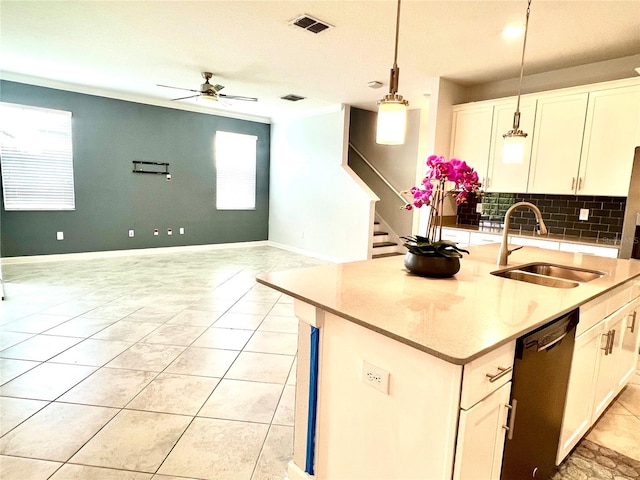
[461,341,515,410]
[578,292,611,337]
[469,232,501,246]
[607,282,633,316]
[441,228,471,246]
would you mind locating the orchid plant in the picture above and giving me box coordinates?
[401,155,483,258]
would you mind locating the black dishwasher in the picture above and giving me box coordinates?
[501,309,579,480]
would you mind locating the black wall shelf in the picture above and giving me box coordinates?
[133,161,170,175]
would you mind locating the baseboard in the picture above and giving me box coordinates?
[266,241,343,264]
[287,461,314,480]
[1,241,270,264]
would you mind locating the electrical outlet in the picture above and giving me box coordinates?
[56,231,64,241]
[579,209,589,221]
[362,361,390,395]
[167,228,173,235]
[153,228,159,236]
[128,229,134,237]
[179,227,185,235]
[476,203,483,214]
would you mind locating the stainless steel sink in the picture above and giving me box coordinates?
[517,263,604,282]
[491,262,604,288]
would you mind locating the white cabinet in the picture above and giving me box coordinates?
[559,242,618,258]
[557,282,639,463]
[617,297,640,390]
[451,79,640,197]
[578,84,640,196]
[441,227,471,247]
[557,321,601,462]
[591,306,627,421]
[485,99,537,193]
[454,382,511,480]
[455,341,515,480]
[469,232,501,246]
[527,93,589,194]
[450,105,494,183]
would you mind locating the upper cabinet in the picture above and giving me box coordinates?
[450,79,640,197]
[486,99,536,193]
[450,105,494,185]
[528,93,589,194]
[578,85,640,196]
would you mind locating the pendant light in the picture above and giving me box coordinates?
[502,0,532,164]
[376,0,409,145]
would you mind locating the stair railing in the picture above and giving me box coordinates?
[348,143,407,206]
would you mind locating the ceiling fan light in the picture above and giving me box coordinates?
[376,95,408,145]
[502,131,527,164]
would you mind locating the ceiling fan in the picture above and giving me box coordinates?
[158,72,258,103]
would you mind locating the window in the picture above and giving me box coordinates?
[215,131,257,210]
[0,102,75,211]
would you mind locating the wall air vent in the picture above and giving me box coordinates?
[290,14,332,34]
[280,94,306,102]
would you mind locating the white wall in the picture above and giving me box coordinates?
[269,105,375,263]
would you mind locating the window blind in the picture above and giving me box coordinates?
[215,131,257,210]
[0,102,75,211]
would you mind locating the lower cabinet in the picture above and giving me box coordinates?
[617,297,640,391]
[557,282,639,463]
[556,323,601,462]
[590,306,627,422]
[453,382,511,480]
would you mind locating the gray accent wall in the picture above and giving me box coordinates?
[0,81,270,257]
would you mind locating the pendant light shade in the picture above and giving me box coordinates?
[376,0,409,145]
[502,0,532,163]
[376,94,408,145]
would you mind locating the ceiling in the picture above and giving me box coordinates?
[1,1,639,122]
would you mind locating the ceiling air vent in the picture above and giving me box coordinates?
[291,14,332,34]
[280,94,306,102]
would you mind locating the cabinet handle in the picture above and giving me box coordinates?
[571,177,576,190]
[628,311,637,333]
[578,177,583,190]
[503,399,518,440]
[486,366,512,383]
[601,331,611,355]
[608,329,616,355]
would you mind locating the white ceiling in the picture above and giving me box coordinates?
[1,1,639,122]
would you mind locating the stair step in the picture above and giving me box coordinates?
[373,252,404,259]
[373,231,389,236]
[373,241,398,248]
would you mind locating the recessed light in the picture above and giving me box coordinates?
[503,22,525,39]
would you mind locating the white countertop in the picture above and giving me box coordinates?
[257,244,640,364]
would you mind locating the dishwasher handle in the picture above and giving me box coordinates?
[537,331,569,351]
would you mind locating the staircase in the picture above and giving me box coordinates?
[372,222,404,259]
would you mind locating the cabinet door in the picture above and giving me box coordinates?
[450,105,494,183]
[617,299,640,391]
[592,309,626,422]
[556,324,601,463]
[528,93,589,194]
[453,382,511,480]
[486,100,536,193]
[578,84,640,196]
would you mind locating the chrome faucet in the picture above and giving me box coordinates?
[497,202,548,266]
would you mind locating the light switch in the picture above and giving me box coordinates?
[56,231,64,240]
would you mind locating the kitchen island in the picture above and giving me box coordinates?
[257,244,640,480]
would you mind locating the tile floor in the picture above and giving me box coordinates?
[0,245,327,480]
[0,245,638,480]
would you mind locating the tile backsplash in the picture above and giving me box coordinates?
[457,192,626,243]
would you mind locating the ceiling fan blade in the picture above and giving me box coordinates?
[217,94,258,102]
[158,84,201,93]
[171,94,201,101]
